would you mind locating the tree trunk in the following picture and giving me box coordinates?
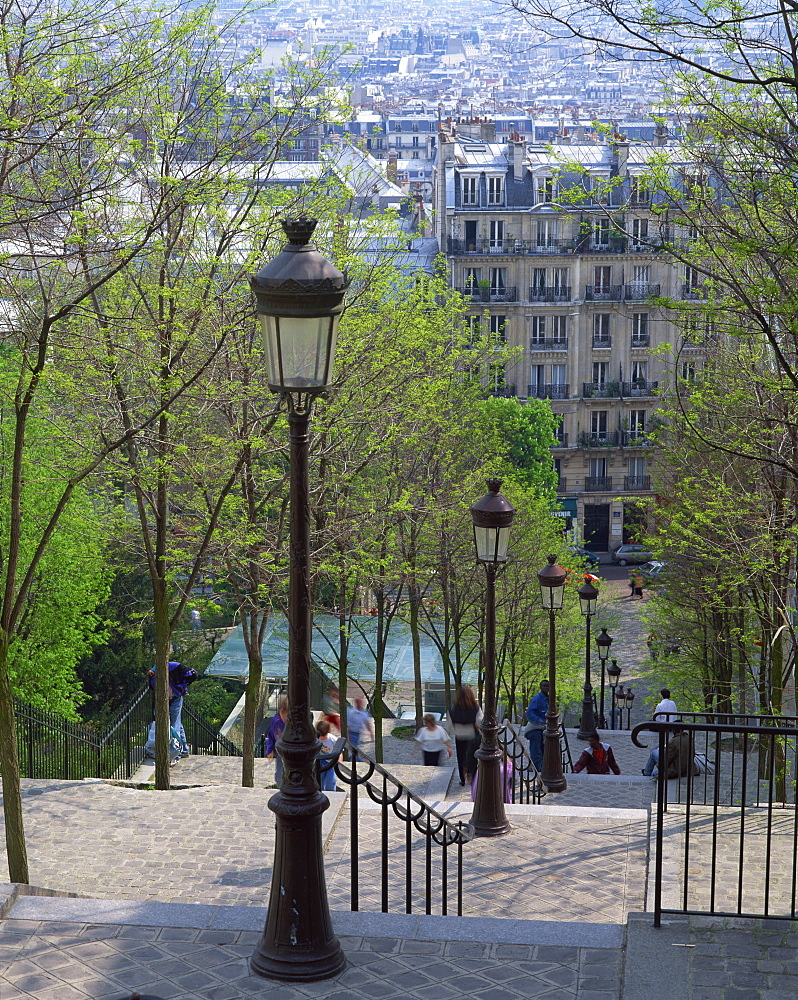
[0,642,28,882]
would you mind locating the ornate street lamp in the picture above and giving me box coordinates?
[469,479,514,836]
[537,554,568,793]
[576,576,599,741]
[606,659,622,730]
[249,218,349,982]
[595,627,613,727]
[625,688,636,729]
[615,687,628,729]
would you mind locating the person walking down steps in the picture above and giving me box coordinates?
[414,714,453,766]
[449,685,482,786]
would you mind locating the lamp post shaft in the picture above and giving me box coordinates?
[541,609,567,792]
[470,563,510,836]
[577,614,595,740]
[250,404,345,982]
[599,662,606,728]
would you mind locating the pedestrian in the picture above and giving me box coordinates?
[646,634,659,661]
[628,574,636,599]
[315,718,338,792]
[523,680,548,771]
[665,727,700,779]
[346,695,374,760]
[632,573,644,599]
[190,608,201,631]
[322,687,341,734]
[264,697,289,784]
[653,688,678,724]
[145,660,197,759]
[573,731,621,774]
[414,714,453,766]
[448,685,482,786]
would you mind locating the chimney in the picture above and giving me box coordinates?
[510,133,526,180]
[387,152,398,182]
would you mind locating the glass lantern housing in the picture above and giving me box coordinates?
[537,554,567,610]
[470,479,515,564]
[578,577,599,616]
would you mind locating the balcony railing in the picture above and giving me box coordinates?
[455,286,518,303]
[624,282,660,300]
[447,238,577,256]
[583,381,621,398]
[530,337,568,351]
[585,476,613,491]
[585,284,622,301]
[630,335,651,349]
[529,285,572,302]
[622,380,659,396]
[551,432,569,447]
[624,475,652,490]
[579,431,620,448]
[556,477,567,491]
[592,335,612,349]
[527,383,570,399]
[491,384,516,398]
[682,284,707,299]
[621,431,653,447]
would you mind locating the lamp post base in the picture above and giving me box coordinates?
[576,683,596,741]
[541,722,567,793]
[250,785,346,982]
[470,749,511,837]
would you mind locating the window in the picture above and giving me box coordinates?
[462,176,478,206]
[551,364,566,386]
[412,135,419,147]
[592,361,608,385]
[489,363,507,391]
[594,266,611,292]
[412,151,419,159]
[536,219,557,248]
[466,315,481,342]
[530,316,546,345]
[464,267,481,291]
[551,315,567,342]
[537,175,556,203]
[589,456,607,477]
[681,361,697,382]
[593,313,611,343]
[487,176,504,205]
[490,314,506,341]
[489,268,506,294]
[628,456,646,477]
[631,361,648,382]
[591,411,608,438]
[531,267,546,292]
[530,364,544,391]
[685,266,703,291]
[553,268,570,295]
[630,176,650,204]
[592,218,610,247]
[629,410,646,436]
[489,220,504,250]
[631,218,648,246]
[632,313,649,342]
[633,264,650,284]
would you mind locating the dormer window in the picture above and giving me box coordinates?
[487,176,504,205]
[462,176,478,206]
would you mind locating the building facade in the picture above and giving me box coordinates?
[433,120,692,553]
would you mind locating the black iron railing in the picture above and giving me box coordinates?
[98,684,157,779]
[634,717,798,926]
[183,703,242,758]
[497,725,546,804]
[320,739,473,915]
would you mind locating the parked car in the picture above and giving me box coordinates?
[612,543,653,566]
[568,546,600,568]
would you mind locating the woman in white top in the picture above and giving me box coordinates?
[414,714,453,766]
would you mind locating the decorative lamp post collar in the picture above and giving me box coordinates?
[250,218,350,398]
[537,554,567,610]
[470,478,515,564]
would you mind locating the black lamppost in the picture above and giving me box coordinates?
[469,479,514,837]
[576,576,599,740]
[615,688,627,729]
[249,218,349,982]
[625,689,636,729]
[606,659,621,729]
[537,554,567,793]
[595,628,613,727]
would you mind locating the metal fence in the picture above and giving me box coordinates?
[14,685,240,781]
[321,739,473,915]
[497,725,546,804]
[633,717,798,925]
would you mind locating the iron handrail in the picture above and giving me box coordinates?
[320,738,473,916]
[497,725,546,803]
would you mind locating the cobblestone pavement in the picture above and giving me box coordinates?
[0,918,622,1000]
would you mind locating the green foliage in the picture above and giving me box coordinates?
[187,678,240,730]
[478,396,559,492]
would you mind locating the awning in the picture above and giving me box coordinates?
[553,498,578,518]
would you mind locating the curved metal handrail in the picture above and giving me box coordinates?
[497,724,547,804]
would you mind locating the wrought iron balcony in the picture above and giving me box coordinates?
[556,477,567,492]
[624,282,660,300]
[622,380,659,396]
[551,432,569,447]
[624,475,652,490]
[579,431,620,448]
[592,335,612,349]
[527,383,570,399]
[455,286,518,303]
[585,476,613,492]
[583,381,621,398]
[530,337,568,351]
[585,284,622,301]
[620,431,653,447]
[491,384,516,398]
[447,238,578,256]
[630,335,651,349]
[529,285,571,302]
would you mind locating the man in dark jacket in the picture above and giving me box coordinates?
[666,728,700,779]
[146,661,197,758]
